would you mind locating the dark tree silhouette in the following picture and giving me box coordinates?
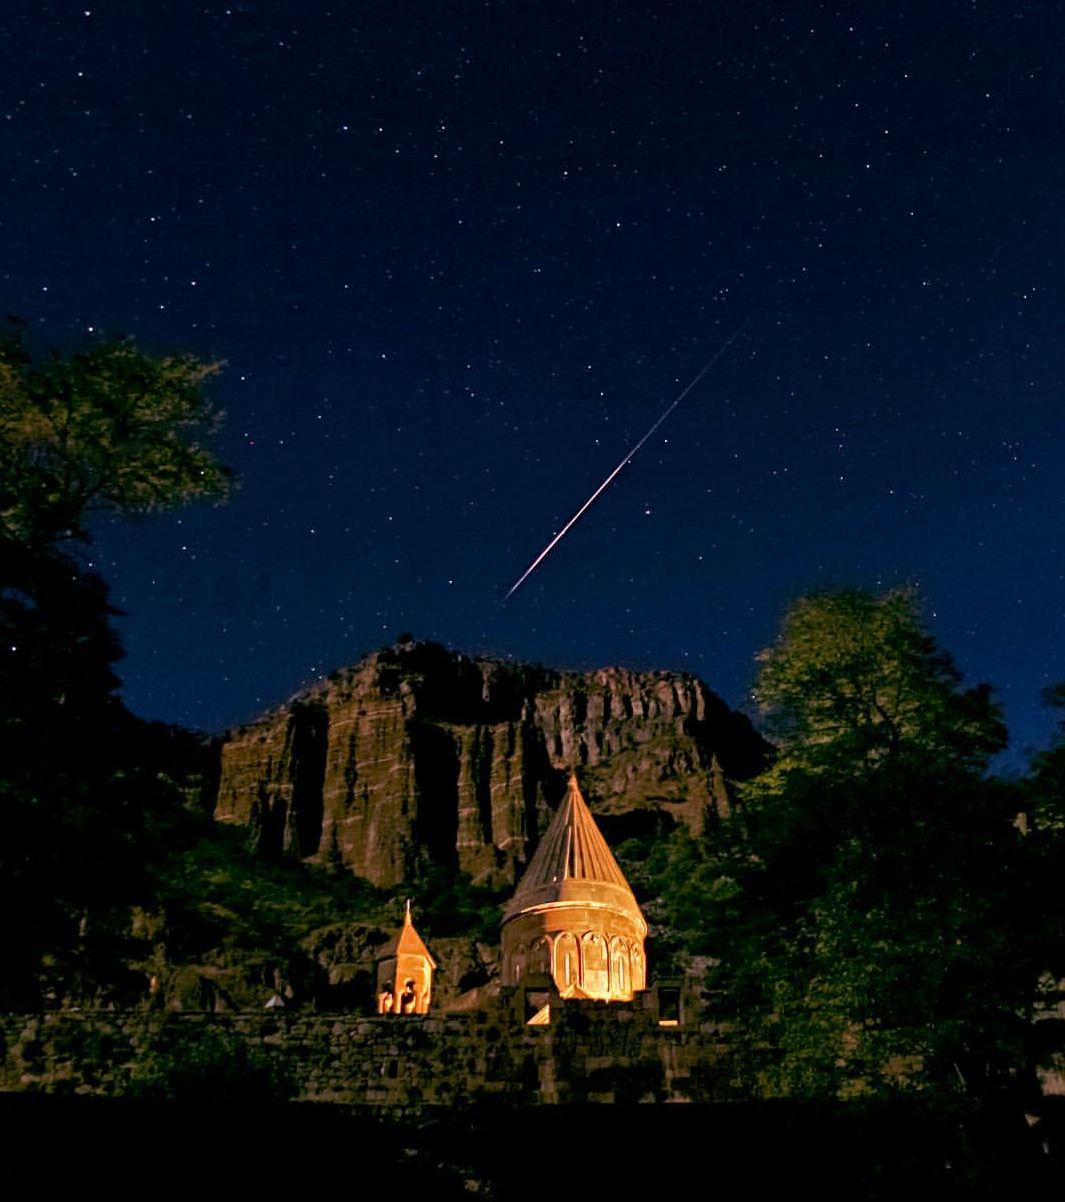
[0,325,232,1006]
[705,589,1027,1104]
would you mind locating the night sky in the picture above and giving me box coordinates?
[4,2,1064,765]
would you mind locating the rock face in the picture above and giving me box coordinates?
[211,641,768,889]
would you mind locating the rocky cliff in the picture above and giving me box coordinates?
[211,640,768,889]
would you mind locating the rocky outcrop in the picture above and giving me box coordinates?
[211,640,768,889]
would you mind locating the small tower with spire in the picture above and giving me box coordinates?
[501,774,647,1002]
[375,900,436,1014]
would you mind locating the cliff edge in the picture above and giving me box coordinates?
[210,640,768,889]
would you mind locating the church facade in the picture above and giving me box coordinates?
[375,774,648,1017]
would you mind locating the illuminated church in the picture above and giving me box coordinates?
[500,774,647,1001]
[374,774,647,1017]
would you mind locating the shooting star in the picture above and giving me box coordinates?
[504,321,749,601]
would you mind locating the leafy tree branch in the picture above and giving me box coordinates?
[0,323,233,555]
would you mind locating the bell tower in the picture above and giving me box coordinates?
[375,900,436,1014]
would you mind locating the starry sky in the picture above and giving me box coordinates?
[3,1,1064,765]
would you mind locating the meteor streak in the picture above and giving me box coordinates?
[504,321,749,601]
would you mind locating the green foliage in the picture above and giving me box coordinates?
[706,588,1026,1102]
[753,587,1006,778]
[151,821,392,963]
[403,862,510,944]
[1024,687,1065,838]
[0,323,232,554]
[615,825,734,975]
[1020,688,1065,1008]
[128,824,508,1011]
[0,323,233,1006]
[125,1024,295,1103]
[0,553,213,1005]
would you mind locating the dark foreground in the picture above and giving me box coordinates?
[1,1096,1060,1198]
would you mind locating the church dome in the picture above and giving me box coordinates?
[501,775,646,1001]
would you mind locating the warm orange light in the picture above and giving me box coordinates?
[501,775,648,1003]
[374,900,436,1015]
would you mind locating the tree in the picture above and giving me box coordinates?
[752,587,1005,779]
[0,324,233,1006]
[706,588,1027,1104]
[1024,685,1065,838]
[0,322,232,556]
[1020,688,1065,1097]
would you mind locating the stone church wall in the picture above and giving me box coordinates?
[0,992,729,1109]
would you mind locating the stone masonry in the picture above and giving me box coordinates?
[0,988,729,1109]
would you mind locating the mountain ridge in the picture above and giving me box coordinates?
[209,639,770,889]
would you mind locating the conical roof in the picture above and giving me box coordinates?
[503,775,646,933]
[375,900,437,966]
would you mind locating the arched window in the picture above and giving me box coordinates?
[631,947,646,992]
[610,937,631,998]
[400,978,417,1013]
[511,943,527,984]
[555,932,579,993]
[530,936,552,976]
[581,932,608,996]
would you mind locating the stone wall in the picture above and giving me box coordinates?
[0,990,729,1109]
